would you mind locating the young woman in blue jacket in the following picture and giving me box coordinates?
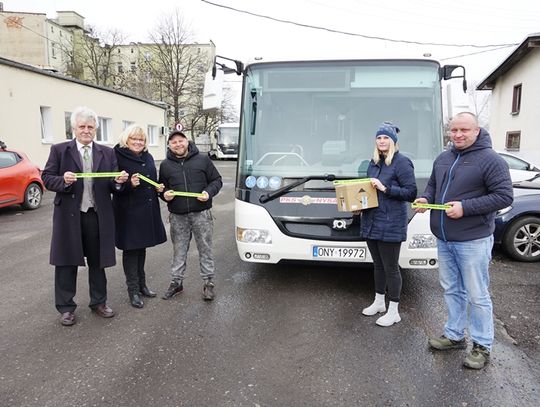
[360,122,417,326]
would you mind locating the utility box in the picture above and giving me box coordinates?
[335,180,379,212]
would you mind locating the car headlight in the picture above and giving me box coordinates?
[409,234,437,249]
[236,227,272,244]
[496,206,512,216]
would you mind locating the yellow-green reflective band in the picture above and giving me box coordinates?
[138,174,160,187]
[170,191,205,198]
[332,178,372,185]
[75,172,122,178]
[411,203,452,210]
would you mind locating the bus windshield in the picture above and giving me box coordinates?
[238,60,443,183]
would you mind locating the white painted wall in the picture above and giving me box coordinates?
[488,50,540,163]
[1,61,167,168]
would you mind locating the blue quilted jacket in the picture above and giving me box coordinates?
[360,151,417,242]
[421,128,513,241]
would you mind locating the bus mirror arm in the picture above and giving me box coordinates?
[440,65,467,93]
[259,174,337,204]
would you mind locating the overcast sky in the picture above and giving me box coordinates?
[3,0,540,82]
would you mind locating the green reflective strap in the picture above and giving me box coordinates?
[75,172,122,178]
[138,174,160,187]
[332,178,372,185]
[170,191,205,198]
[411,202,452,210]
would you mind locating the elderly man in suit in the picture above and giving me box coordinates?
[42,106,128,326]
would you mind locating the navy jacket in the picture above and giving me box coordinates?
[159,142,222,214]
[360,151,417,242]
[421,128,513,242]
[113,145,167,250]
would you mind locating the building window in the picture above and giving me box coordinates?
[130,62,136,73]
[512,84,522,114]
[96,117,111,142]
[147,125,158,145]
[505,131,521,151]
[123,120,135,129]
[118,62,124,73]
[40,106,53,142]
[64,112,72,139]
[144,52,152,61]
[51,43,56,58]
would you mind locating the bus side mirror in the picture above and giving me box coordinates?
[440,65,467,93]
[234,60,244,75]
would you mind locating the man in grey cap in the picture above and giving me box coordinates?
[159,130,223,301]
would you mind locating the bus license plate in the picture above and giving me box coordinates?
[312,246,366,260]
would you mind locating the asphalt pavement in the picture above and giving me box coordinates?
[0,161,538,407]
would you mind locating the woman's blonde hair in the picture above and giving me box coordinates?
[118,124,148,152]
[372,139,398,166]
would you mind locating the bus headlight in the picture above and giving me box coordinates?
[236,227,272,244]
[409,234,437,249]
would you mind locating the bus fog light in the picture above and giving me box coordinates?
[236,227,272,244]
[409,234,437,249]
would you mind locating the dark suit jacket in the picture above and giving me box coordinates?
[42,140,122,268]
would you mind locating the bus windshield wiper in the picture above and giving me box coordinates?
[259,174,339,203]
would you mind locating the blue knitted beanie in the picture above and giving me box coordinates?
[375,121,400,144]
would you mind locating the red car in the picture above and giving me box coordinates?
[0,141,45,210]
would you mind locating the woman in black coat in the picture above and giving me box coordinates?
[113,125,167,308]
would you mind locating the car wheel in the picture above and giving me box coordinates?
[502,216,540,262]
[22,183,42,210]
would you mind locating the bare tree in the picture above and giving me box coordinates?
[146,9,214,136]
[467,83,491,129]
[72,26,127,87]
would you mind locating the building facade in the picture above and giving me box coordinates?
[477,33,540,162]
[1,57,167,168]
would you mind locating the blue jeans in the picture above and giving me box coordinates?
[437,236,494,350]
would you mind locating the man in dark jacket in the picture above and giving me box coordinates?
[159,130,223,301]
[42,106,128,326]
[414,112,513,370]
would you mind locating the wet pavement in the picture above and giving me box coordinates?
[0,161,538,406]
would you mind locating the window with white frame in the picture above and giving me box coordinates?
[123,120,135,129]
[40,106,53,143]
[147,125,158,145]
[96,117,112,143]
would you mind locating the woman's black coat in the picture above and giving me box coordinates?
[113,145,167,250]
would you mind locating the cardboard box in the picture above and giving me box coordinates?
[335,181,379,212]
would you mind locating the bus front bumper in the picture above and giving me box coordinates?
[235,199,438,269]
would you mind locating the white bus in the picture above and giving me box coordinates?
[228,59,466,269]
